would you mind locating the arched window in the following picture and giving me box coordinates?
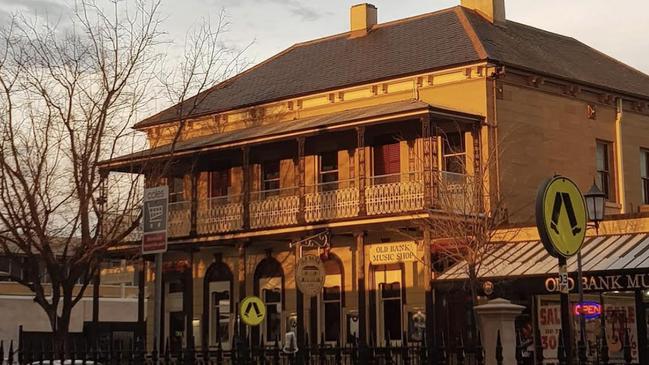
[254,256,284,344]
[321,255,343,344]
[203,259,233,349]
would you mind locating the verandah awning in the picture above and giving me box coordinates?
[437,233,649,281]
[100,100,483,172]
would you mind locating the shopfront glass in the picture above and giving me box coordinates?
[537,292,640,364]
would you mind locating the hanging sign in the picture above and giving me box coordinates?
[142,186,168,254]
[295,255,326,297]
[240,296,266,326]
[368,241,418,265]
[535,176,587,257]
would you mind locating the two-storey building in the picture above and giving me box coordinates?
[102,0,649,357]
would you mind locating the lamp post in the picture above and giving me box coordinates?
[577,183,606,364]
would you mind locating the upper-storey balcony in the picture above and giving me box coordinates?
[102,100,485,240]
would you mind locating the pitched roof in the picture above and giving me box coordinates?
[135,6,649,129]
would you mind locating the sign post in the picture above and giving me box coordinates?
[536,176,587,365]
[142,186,169,350]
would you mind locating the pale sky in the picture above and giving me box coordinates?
[3,0,649,79]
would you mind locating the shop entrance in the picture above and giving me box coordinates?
[374,265,403,345]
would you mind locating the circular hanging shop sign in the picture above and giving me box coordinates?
[295,254,326,297]
[535,175,587,258]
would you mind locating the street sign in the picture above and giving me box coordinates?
[536,176,587,257]
[240,296,266,326]
[295,255,325,297]
[142,186,168,254]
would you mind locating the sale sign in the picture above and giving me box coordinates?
[142,186,168,254]
[538,303,562,361]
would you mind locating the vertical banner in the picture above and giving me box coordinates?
[142,186,168,254]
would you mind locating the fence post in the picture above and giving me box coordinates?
[623,329,632,365]
[534,328,544,365]
[351,335,358,365]
[385,338,393,365]
[438,333,447,365]
[475,331,484,365]
[272,334,280,365]
[335,337,342,365]
[7,340,13,365]
[456,335,465,365]
[419,330,428,364]
[557,329,567,365]
[402,332,410,365]
[495,330,503,365]
[515,330,524,365]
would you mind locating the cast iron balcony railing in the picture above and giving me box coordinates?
[305,179,359,222]
[366,172,425,215]
[197,195,244,234]
[250,186,300,229]
[164,170,475,237]
[168,201,192,237]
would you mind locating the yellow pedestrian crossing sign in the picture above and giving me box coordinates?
[536,176,587,258]
[240,296,265,326]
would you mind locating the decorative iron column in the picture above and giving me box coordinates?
[297,137,306,224]
[356,127,367,216]
[190,172,198,236]
[242,147,251,230]
[421,114,432,209]
[472,124,483,212]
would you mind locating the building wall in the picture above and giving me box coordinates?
[497,78,649,223]
[0,296,139,347]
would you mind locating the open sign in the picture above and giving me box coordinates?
[573,301,601,319]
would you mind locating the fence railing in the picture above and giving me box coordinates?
[0,325,637,364]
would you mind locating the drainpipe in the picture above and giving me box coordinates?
[615,97,626,213]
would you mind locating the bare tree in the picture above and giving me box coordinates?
[421,129,520,330]
[0,0,246,350]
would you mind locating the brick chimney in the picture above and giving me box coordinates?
[350,3,377,38]
[461,0,506,24]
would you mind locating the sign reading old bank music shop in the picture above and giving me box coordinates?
[142,186,168,254]
[368,242,418,265]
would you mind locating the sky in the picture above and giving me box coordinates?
[2,0,648,77]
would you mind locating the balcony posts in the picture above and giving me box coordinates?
[242,147,251,230]
[356,126,367,216]
[365,173,424,215]
[421,115,433,209]
[297,137,306,225]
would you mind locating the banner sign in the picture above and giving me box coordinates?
[142,186,168,254]
[368,241,418,265]
[545,273,649,293]
[295,255,326,297]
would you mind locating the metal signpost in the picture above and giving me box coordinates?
[142,186,169,350]
[536,176,587,365]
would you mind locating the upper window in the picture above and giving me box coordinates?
[596,141,614,201]
[263,161,280,193]
[442,133,466,174]
[168,177,185,203]
[374,142,400,176]
[209,169,231,198]
[319,152,339,190]
[641,149,649,205]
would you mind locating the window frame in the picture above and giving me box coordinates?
[208,169,231,198]
[441,132,467,175]
[641,148,649,205]
[319,151,339,191]
[596,140,615,201]
[168,176,186,203]
[262,160,281,194]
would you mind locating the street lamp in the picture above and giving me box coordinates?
[584,182,606,231]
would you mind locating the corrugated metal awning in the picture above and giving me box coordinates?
[437,233,649,281]
[101,100,483,171]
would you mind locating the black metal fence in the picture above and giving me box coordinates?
[0,327,637,365]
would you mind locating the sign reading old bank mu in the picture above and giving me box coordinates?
[545,273,649,293]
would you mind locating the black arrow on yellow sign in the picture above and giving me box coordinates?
[244,301,263,319]
[550,192,582,236]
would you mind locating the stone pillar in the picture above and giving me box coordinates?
[474,298,525,365]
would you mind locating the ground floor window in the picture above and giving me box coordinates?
[374,265,403,344]
[320,256,343,343]
[209,281,230,347]
[261,277,282,343]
